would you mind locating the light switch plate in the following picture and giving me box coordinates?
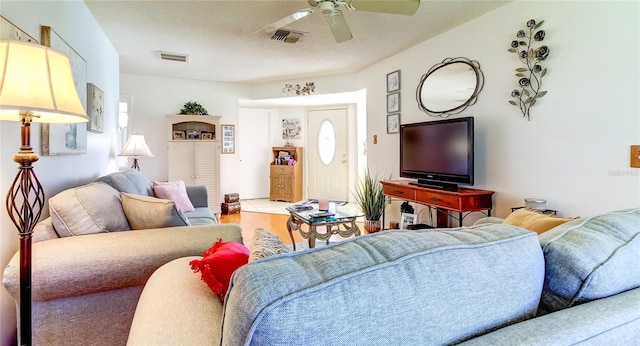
[631,145,640,168]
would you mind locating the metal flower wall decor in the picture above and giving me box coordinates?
[508,19,549,120]
[282,82,315,96]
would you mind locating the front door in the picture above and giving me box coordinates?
[307,108,348,201]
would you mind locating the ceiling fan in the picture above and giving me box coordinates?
[260,0,420,43]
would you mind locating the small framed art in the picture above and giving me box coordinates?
[400,213,417,229]
[201,131,213,140]
[222,124,235,154]
[387,92,400,113]
[387,70,400,93]
[387,113,400,134]
[173,130,185,140]
[87,83,104,133]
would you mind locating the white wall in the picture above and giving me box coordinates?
[119,74,252,199]
[0,2,119,344]
[360,0,640,219]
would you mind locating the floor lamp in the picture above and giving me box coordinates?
[0,41,88,345]
[119,134,154,171]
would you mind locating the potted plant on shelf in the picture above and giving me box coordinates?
[353,169,386,233]
[179,101,209,115]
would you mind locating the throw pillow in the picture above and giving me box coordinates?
[152,180,195,213]
[502,208,574,234]
[248,228,291,262]
[538,208,640,314]
[190,239,250,301]
[48,182,131,237]
[120,192,190,229]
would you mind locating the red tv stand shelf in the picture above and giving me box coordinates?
[381,180,495,228]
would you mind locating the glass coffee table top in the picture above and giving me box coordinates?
[285,204,363,224]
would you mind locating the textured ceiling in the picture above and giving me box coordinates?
[84,0,509,84]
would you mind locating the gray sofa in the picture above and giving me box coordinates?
[128,208,640,345]
[2,170,243,346]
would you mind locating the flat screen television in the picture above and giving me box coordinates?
[399,117,474,191]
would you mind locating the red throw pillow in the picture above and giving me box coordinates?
[190,239,249,301]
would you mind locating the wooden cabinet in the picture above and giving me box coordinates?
[167,115,221,213]
[270,147,302,202]
[381,180,494,227]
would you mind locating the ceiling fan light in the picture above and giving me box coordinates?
[320,1,335,15]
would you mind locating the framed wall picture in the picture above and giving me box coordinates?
[40,25,88,155]
[87,83,104,133]
[387,92,400,113]
[387,70,401,93]
[201,131,213,140]
[387,113,400,134]
[222,124,235,154]
[400,213,417,229]
[282,118,301,139]
[1,15,38,43]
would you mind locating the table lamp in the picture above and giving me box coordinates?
[0,40,89,345]
[119,134,154,171]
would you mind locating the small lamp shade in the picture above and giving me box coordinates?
[0,40,88,123]
[119,134,154,171]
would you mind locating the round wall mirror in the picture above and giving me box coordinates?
[416,57,484,117]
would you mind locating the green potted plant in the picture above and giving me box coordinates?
[353,169,386,233]
[179,101,209,115]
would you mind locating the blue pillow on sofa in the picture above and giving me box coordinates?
[538,208,640,314]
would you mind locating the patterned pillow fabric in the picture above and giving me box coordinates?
[503,208,574,234]
[248,228,291,262]
[152,180,195,213]
[120,192,190,229]
[49,182,131,237]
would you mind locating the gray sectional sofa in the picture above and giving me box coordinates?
[128,208,640,345]
[2,170,243,346]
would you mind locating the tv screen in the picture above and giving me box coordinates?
[400,117,474,190]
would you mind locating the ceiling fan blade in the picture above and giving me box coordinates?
[257,8,314,34]
[349,0,420,15]
[326,9,353,43]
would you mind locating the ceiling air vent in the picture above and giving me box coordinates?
[270,29,303,44]
[158,51,189,62]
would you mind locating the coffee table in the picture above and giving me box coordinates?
[285,204,363,250]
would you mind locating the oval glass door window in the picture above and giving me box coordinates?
[318,119,336,165]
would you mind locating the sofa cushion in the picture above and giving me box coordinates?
[503,208,574,234]
[538,208,640,314]
[222,225,545,345]
[189,239,249,301]
[120,193,190,229]
[248,228,291,262]
[152,181,195,213]
[97,169,153,196]
[49,182,130,237]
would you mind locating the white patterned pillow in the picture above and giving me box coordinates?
[248,228,291,262]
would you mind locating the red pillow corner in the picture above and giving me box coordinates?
[190,239,249,301]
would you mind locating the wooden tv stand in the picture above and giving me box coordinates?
[381,180,495,228]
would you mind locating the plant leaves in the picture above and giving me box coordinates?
[520,41,528,46]
[508,48,517,53]
[509,100,517,106]
[530,98,537,107]
[516,67,528,72]
[523,89,531,97]
[516,73,525,77]
[534,20,545,29]
[541,68,547,77]
[537,91,547,98]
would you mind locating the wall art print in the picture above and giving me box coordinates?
[282,118,302,139]
[508,19,549,121]
[1,15,38,43]
[40,25,88,155]
[87,83,104,133]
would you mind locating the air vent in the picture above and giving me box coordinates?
[270,29,303,44]
[158,51,189,62]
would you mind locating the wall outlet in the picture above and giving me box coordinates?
[631,145,640,168]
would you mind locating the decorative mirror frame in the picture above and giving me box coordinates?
[416,57,484,118]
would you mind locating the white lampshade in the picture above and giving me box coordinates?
[119,134,154,158]
[0,40,88,123]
